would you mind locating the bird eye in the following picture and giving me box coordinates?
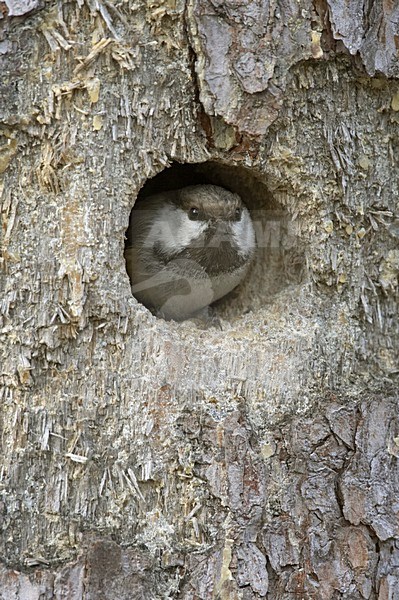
[189,207,200,220]
[234,207,242,220]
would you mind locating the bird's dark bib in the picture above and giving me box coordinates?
[172,243,247,277]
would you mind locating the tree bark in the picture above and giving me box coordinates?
[0,0,398,598]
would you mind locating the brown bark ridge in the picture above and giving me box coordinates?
[0,0,398,598]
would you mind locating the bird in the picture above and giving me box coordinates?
[125,184,256,321]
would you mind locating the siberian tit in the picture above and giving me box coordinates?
[125,184,256,321]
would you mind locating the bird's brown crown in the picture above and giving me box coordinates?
[175,185,243,222]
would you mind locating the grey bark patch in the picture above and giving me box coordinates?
[3,0,40,16]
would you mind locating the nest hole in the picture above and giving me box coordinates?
[126,161,305,322]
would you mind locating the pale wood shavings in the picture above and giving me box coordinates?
[36,141,61,193]
[111,43,137,70]
[97,0,119,39]
[74,38,113,75]
[41,26,73,51]
[65,452,89,463]
[1,191,18,247]
[0,136,18,175]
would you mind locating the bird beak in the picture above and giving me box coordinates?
[206,221,233,248]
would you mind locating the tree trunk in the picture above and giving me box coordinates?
[1,0,398,598]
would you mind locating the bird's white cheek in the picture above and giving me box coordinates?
[175,214,207,249]
[232,210,256,257]
[148,208,207,253]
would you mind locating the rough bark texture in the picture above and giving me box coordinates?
[0,0,398,598]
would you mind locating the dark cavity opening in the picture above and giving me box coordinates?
[126,161,305,323]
